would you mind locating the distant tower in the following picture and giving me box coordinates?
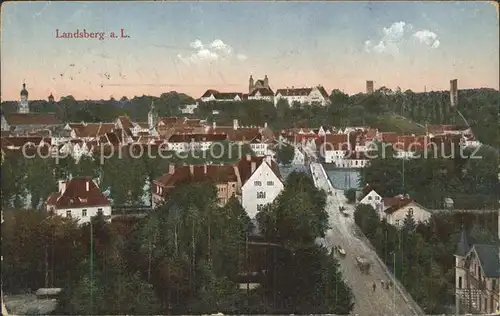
[450,79,458,107]
[264,75,269,89]
[19,83,29,114]
[366,80,374,94]
[148,100,158,130]
[249,75,254,94]
[48,93,55,103]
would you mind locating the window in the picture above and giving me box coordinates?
[408,208,414,216]
[375,196,379,200]
[257,191,266,199]
[458,276,462,289]
[368,196,372,200]
[97,208,103,216]
[395,219,400,226]
[257,204,264,211]
[267,181,274,186]
[254,181,262,186]
[82,209,87,217]
[66,210,71,217]
[492,279,497,291]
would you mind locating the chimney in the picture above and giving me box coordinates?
[251,161,257,174]
[58,180,67,193]
[169,164,175,174]
[212,121,216,128]
[189,164,194,175]
[233,119,238,130]
[86,180,90,192]
[264,122,268,128]
[246,154,252,161]
[265,155,272,165]
[204,164,208,174]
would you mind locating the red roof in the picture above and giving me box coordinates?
[45,177,110,209]
[380,132,399,144]
[3,113,60,126]
[168,133,227,143]
[383,196,413,214]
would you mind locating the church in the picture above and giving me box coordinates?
[1,83,60,135]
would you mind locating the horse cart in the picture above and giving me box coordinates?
[333,245,346,258]
[355,256,371,274]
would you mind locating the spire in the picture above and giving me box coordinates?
[20,82,28,97]
[455,226,471,256]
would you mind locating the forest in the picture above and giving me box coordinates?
[354,203,499,314]
[1,172,354,314]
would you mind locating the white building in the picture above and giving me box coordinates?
[291,146,305,165]
[382,197,431,228]
[340,151,370,168]
[274,86,330,107]
[45,177,111,224]
[167,133,227,152]
[248,88,274,102]
[200,90,244,102]
[358,190,384,216]
[249,133,275,157]
[181,102,199,114]
[241,156,284,219]
[320,134,349,164]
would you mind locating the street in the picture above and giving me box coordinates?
[310,162,423,316]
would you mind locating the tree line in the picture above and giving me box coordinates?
[2,171,354,314]
[2,87,498,148]
[360,143,499,209]
[354,203,498,314]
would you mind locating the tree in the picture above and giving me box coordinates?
[344,188,356,203]
[275,143,295,165]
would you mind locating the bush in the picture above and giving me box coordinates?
[344,188,356,203]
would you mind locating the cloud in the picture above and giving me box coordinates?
[178,39,246,65]
[413,30,440,48]
[236,53,248,61]
[365,21,440,54]
[364,21,411,55]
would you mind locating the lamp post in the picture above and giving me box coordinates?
[89,218,94,314]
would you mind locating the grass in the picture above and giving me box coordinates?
[375,114,426,135]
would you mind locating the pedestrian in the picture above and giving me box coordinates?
[380,280,385,288]
[372,281,376,292]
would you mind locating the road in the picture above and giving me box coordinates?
[310,162,423,316]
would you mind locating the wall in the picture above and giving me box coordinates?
[53,205,111,224]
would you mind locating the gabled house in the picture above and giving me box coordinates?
[167,133,227,152]
[248,87,274,102]
[382,196,431,227]
[239,155,284,219]
[455,229,500,314]
[358,189,383,215]
[249,133,274,157]
[45,177,111,224]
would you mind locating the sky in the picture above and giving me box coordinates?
[1,1,499,101]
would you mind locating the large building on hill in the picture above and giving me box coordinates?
[1,83,60,135]
[274,86,330,107]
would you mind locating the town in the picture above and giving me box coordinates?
[2,1,499,315]
[1,74,499,315]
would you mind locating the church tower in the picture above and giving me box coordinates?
[249,75,254,94]
[264,75,269,89]
[19,83,29,114]
[48,93,55,103]
[148,100,158,130]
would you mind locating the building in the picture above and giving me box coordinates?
[450,79,458,107]
[151,155,284,218]
[274,86,330,107]
[340,151,370,168]
[366,80,374,94]
[455,228,500,314]
[239,155,284,219]
[167,133,227,152]
[1,83,60,135]
[249,75,270,94]
[382,196,431,227]
[320,134,349,164]
[45,177,111,224]
[200,90,244,102]
[152,164,240,208]
[358,189,384,215]
[248,88,274,102]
